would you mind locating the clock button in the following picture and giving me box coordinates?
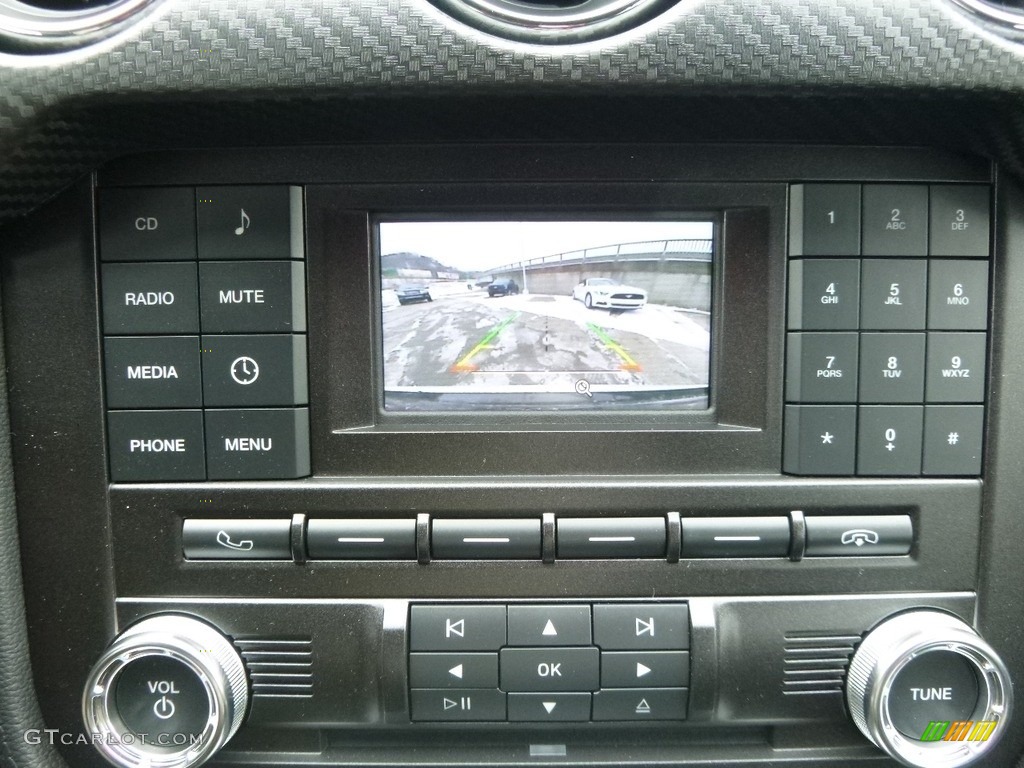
[201,335,307,407]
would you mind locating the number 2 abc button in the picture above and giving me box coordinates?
[201,335,308,407]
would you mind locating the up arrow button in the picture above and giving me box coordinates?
[507,605,592,646]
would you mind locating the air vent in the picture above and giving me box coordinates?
[236,638,314,700]
[782,632,860,696]
[428,0,677,44]
[0,0,161,51]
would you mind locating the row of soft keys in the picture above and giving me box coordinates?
[181,513,913,561]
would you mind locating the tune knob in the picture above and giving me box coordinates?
[846,610,1012,767]
[82,615,249,768]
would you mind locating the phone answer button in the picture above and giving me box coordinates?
[182,519,292,560]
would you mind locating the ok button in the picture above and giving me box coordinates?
[499,648,599,692]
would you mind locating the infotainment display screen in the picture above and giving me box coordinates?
[379,220,714,412]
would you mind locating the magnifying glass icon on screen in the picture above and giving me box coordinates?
[575,379,593,397]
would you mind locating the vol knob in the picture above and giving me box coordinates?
[82,615,249,768]
[846,610,1012,767]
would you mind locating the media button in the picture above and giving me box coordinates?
[410,689,506,722]
[410,606,506,652]
[104,336,201,409]
[200,334,308,407]
[182,519,292,560]
[499,647,599,692]
[592,604,689,651]
[101,262,199,335]
[107,410,206,482]
[204,408,310,480]
[507,693,591,722]
[592,688,688,721]
[99,187,196,262]
[197,186,302,261]
[199,261,306,333]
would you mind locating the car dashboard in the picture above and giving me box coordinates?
[3,0,1024,767]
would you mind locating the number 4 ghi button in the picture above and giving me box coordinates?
[784,405,857,476]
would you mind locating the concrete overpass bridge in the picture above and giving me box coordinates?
[487,239,713,311]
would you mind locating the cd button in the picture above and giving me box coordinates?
[600,651,689,688]
[197,186,302,261]
[182,519,292,560]
[431,519,541,560]
[499,647,599,692]
[101,262,199,335]
[592,604,689,651]
[409,689,506,722]
[556,517,666,559]
[409,606,507,652]
[681,517,790,558]
[307,519,416,559]
[204,407,310,480]
[200,334,308,407]
[99,187,197,262]
[592,688,688,721]
[199,261,306,333]
[507,605,592,646]
[507,693,591,722]
[409,653,499,689]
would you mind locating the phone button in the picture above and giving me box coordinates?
[804,515,913,557]
[182,519,292,560]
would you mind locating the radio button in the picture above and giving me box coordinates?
[930,185,990,258]
[307,519,416,559]
[923,405,984,476]
[200,334,308,407]
[787,259,860,330]
[507,605,591,646]
[410,605,506,652]
[925,333,986,403]
[859,259,927,331]
[507,693,591,722]
[785,332,859,403]
[783,405,857,476]
[197,186,302,261]
[804,515,912,557]
[182,519,292,560]
[856,406,923,476]
[99,187,196,262]
[556,517,666,559]
[101,262,199,335]
[790,184,861,257]
[862,185,928,257]
[107,410,206,482]
[499,647,599,692]
[199,261,306,334]
[858,333,926,404]
[409,653,499,689]
[432,519,541,560]
[600,651,689,688]
[927,260,989,330]
[592,688,688,721]
[104,336,201,409]
[410,689,506,722]
[592,604,689,651]
[681,517,789,558]
[204,407,310,480]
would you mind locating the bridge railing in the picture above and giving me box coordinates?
[487,239,713,275]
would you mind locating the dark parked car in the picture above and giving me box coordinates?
[487,279,520,297]
[395,284,432,305]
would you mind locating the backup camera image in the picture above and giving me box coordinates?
[379,220,714,411]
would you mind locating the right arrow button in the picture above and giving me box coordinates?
[600,651,690,689]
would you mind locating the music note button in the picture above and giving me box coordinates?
[196,186,302,261]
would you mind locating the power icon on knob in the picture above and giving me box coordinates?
[153,695,175,720]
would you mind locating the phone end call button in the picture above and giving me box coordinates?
[182,519,292,560]
[804,515,913,557]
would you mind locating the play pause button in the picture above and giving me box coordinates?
[410,689,506,721]
[508,693,592,722]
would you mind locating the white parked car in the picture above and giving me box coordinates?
[572,278,648,310]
